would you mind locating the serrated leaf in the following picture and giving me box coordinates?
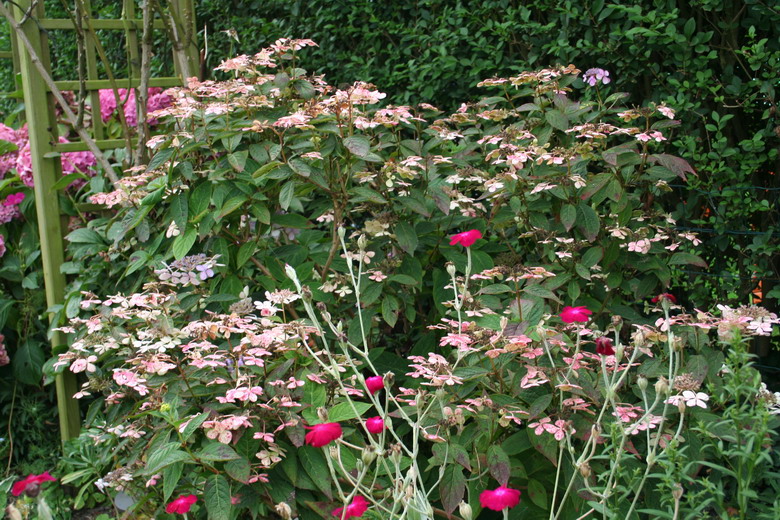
[527,479,548,510]
[440,465,465,514]
[343,135,371,157]
[577,203,600,241]
[395,222,418,254]
[279,181,296,211]
[381,296,399,327]
[546,109,569,131]
[228,151,248,172]
[479,283,511,295]
[523,284,560,303]
[197,442,240,462]
[389,274,417,286]
[668,252,707,268]
[487,445,511,486]
[65,227,105,245]
[205,474,231,520]
[327,402,372,423]
[145,442,191,475]
[162,461,184,501]
[217,196,248,221]
[181,413,209,441]
[298,446,332,499]
[560,204,576,231]
[52,171,88,191]
[170,192,189,232]
[236,242,256,269]
[225,458,251,483]
[12,340,44,385]
[172,228,197,260]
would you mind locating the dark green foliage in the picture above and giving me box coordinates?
[192,0,780,314]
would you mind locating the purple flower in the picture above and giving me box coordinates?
[583,68,611,87]
[196,264,215,280]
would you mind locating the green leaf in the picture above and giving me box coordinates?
[527,479,548,510]
[227,150,248,172]
[395,222,418,254]
[189,182,212,218]
[225,458,251,484]
[479,283,511,295]
[279,181,296,211]
[217,195,248,221]
[170,192,189,232]
[577,203,600,241]
[12,340,44,385]
[197,442,241,462]
[65,227,105,245]
[172,228,197,260]
[343,135,371,157]
[327,402,372,423]
[545,109,569,131]
[560,204,576,231]
[236,242,256,269]
[205,474,232,520]
[439,465,465,514]
[292,79,316,99]
[381,296,399,327]
[350,186,387,204]
[487,445,511,486]
[389,274,417,286]
[145,442,191,475]
[668,252,708,269]
[148,148,174,171]
[52,171,88,191]
[298,446,332,499]
[523,284,560,303]
[162,461,184,501]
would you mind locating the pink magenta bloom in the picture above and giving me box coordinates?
[365,375,384,395]
[595,337,615,356]
[3,192,24,206]
[166,494,197,514]
[651,293,677,304]
[479,485,521,511]
[332,495,369,518]
[305,422,343,447]
[365,416,386,434]
[560,306,592,324]
[11,471,56,497]
[449,229,483,248]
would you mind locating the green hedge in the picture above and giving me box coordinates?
[195,0,780,314]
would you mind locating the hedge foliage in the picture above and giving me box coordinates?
[194,0,780,313]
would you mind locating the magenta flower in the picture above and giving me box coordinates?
[479,485,522,511]
[305,422,343,447]
[365,416,385,434]
[3,192,24,206]
[560,306,592,324]
[449,229,483,248]
[651,293,677,304]
[166,494,197,514]
[365,375,384,395]
[332,495,369,518]
[11,471,56,497]
[595,337,615,356]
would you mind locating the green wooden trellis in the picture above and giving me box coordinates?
[1,0,198,443]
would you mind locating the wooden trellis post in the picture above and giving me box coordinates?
[6,0,198,443]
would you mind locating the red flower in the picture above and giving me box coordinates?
[305,422,343,447]
[365,416,385,434]
[365,376,384,395]
[332,495,369,518]
[11,471,56,497]
[166,494,197,514]
[449,229,483,248]
[595,337,615,356]
[479,485,521,511]
[651,293,677,304]
[560,306,592,324]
